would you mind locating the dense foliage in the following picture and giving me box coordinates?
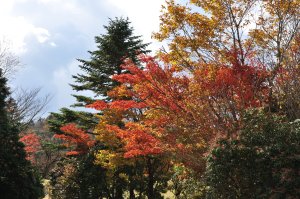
[0,69,44,199]
[206,109,300,198]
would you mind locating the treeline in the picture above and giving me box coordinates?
[2,0,300,199]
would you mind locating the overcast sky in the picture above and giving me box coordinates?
[0,0,166,115]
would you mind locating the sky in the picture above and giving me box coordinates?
[0,0,166,115]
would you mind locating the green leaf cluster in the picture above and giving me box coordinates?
[206,109,300,198]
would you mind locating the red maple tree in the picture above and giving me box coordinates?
[20,133,41,162]
[54,123,95,155]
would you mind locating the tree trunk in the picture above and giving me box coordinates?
[147,158,154,199]
[114,173,123,199]
[129,174,135,199]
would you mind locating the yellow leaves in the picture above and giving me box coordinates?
[155,0,300,79]
[107,85,132,99]
[93,109,126,150]
[248,29,269,48]
[99,109,123,124]
[195,140,207,150]
[95,128,120,149]
[95,149,115,169]
[94,150,134,176]
[264,0,300,16]
[154,0,244,70]
[153,0,189,41]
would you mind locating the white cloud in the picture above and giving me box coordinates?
[0,14,51,54]
[53,61,78,83]
[0,16,28,54]
[108,0,165,52]
[0,0,53,54]
[0,0,14,15]
[32,27,50,43]
[0,0,165,54]
[1,0,167,112]
[49,42,57,47]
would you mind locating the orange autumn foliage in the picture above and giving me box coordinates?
[87,99,146,111]
[86,100,108,110]
[20,133,41,162]
[88,53,268,171]
[87,52,268,169]
[54,123,95,155]
[106,122,162,158]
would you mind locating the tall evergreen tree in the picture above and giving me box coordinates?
[0,69,43,199]
[72,17,149,101]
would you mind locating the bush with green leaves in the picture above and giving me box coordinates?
[206,109,300,198]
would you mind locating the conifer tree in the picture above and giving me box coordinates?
[0,69,43,199]
[72,17,149,101]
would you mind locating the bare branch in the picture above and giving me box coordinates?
[0,38,21,79]
[8,87,53,130]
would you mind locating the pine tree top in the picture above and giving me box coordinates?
[71,17,150,100]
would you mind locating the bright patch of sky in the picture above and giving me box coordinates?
[0,0,166,115]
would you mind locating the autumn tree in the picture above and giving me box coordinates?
[145,0,300,195]
[20,132,42,163]
[89,52,268,175]
[20,118,64,178]
[89,97,171,199]
[48,17,152,198]
[155,0,300,114]
[115,0,299,171]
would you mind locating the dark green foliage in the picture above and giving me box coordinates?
[76,149,109,199]
[49,145,109,199]
[206,109,300,199]
[168,165,207,199]
[0,69,44,199]
[48,107,97,134]
[71,17,149,100]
